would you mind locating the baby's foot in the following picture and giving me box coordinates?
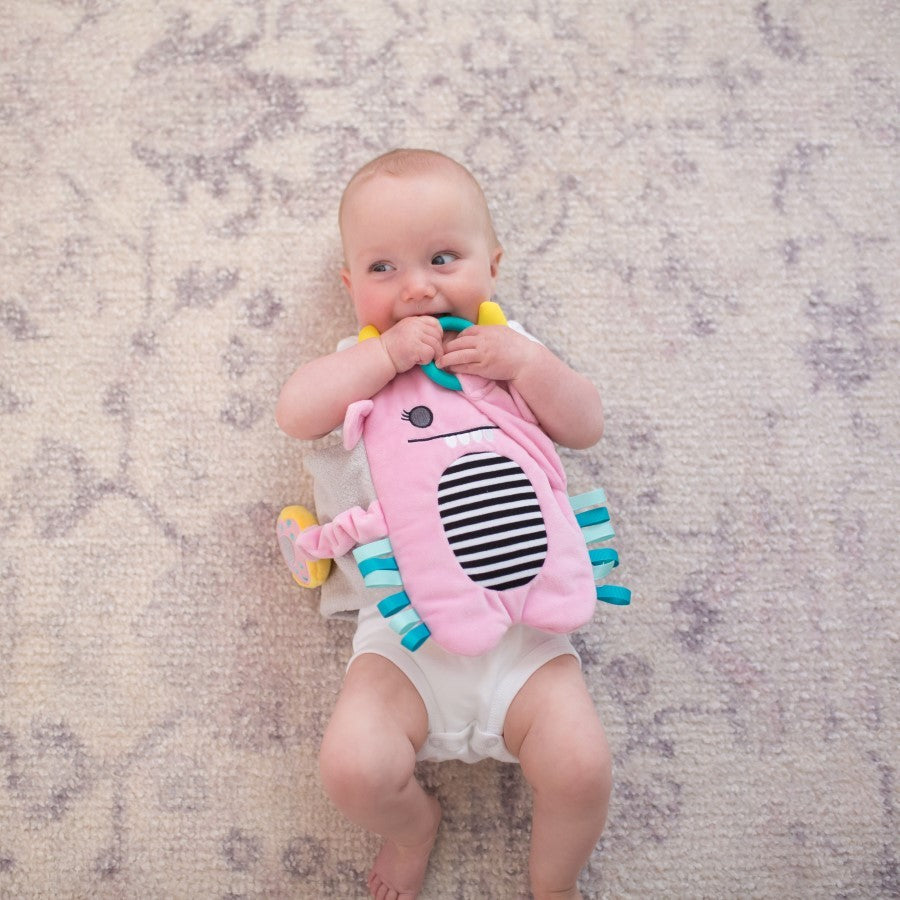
[367,796,441,900]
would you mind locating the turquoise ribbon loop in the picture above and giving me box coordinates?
[576,506,611,528]
[377,591,410,618]
[596,585,632,606]
[389,606,424,635]
[570,488,607,510]
[589,548,619,567]
[353,536,394,563]
[581,521,616,544]
[401,623,431,651]
[364,570,404,587]
[358,556,399,577]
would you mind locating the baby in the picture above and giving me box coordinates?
[276,149,611,900]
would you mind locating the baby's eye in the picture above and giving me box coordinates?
[431,252,458,266]
[370,262,394,273]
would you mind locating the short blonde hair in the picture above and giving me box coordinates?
[339,148,500,248]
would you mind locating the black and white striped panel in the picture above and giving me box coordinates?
[437,452,547,591]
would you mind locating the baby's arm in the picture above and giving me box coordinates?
[276,316,444,440]
[439,326,603,449]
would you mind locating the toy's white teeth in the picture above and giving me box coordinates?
[443,428,496,448]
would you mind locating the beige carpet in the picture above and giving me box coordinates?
[1,2,897,897]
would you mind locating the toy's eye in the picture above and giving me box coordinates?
[402,406,434,428]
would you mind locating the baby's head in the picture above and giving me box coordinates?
[339,149,499,248]
[339,149,503,332]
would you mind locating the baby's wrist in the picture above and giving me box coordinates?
[508,339,545,385]
[377,334,401,375]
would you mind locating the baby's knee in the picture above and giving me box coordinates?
[319,729,376,804]
[319,727,416,812]
[573,743,612,809]
[532,738,612,812]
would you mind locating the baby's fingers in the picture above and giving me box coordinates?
[436,346,477,371]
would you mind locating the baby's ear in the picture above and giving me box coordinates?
[343,400,374,449]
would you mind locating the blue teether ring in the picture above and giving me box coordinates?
[421,315,474,391]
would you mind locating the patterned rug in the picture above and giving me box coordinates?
[1,2,896,897]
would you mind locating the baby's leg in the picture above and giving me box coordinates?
[504,655,612,900]
[319,652,440,900]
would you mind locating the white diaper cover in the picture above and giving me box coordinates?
[348,603,579,764]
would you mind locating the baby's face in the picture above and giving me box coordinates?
[340,169,501,333]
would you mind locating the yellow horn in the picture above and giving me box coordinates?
[358,324,381,342]
[477,301,508,326]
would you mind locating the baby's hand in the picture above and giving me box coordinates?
[380,316,444,374]
[439,326,539,383]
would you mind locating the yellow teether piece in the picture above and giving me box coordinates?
[477,301,508,326]
[358,325,381,342]
[276,505,332,588]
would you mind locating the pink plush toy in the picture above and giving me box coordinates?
[277,308,629,656]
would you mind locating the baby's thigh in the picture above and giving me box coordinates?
[504,655,609,772]
[323,652,429,757]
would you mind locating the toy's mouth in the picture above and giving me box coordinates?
[408,425,499,447]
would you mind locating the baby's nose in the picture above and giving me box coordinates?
[402,269,436,301]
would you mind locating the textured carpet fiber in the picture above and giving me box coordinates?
[1,2,897,897]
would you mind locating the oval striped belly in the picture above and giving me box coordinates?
[437,451,547,591]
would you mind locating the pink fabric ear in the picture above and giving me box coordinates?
[343,399,374,449]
